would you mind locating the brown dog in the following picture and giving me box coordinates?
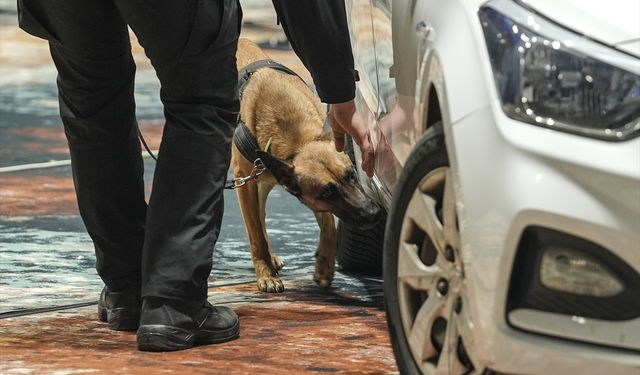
[232,39,382,293]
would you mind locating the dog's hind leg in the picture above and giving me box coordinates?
[313,212,337,289]
[257,183,284,271]
[236,179,284,293]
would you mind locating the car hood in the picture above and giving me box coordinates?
[520,0,640,56]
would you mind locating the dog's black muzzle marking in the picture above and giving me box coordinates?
[332,191,385,231]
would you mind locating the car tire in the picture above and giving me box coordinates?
[383,122,477,374]
[336,217,385,274]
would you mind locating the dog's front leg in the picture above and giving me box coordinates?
[236,181,284,293]
[257,182,284,271]
[313,212,337,289]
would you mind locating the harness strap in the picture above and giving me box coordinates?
[228,59,307,190]
[237,59,305,100]
[233,59,305,165]
[233,120,261,165]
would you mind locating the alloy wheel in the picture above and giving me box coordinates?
[395,167,478,374]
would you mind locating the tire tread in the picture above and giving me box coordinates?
[336,217,385,274]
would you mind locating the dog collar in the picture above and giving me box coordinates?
[234,120,262,164]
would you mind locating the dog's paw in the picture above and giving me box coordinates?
[313,273,333,289]
[314,253,335,290]
[257,276,284,293]
[271,255,284,271]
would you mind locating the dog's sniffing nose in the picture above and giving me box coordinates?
[333,196,385,231]
[356,202,385,230]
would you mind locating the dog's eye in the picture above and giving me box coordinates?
[345,168,357,182]
[320,184,335,200]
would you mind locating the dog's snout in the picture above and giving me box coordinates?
[357,202,384,229]
[370,203,384,221]
[330,181,386,230]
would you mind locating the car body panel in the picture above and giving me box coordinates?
[368,0,498,196]
[370,0,422,195]
[521,0,640,47]
[346,0,390,204]
[617,39,640,58]
[347,0,379,114]
[454,104,640,364]
[418,1,640,365]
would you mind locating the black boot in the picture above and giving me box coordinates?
[97,284,142,331]
[136,297,240,351]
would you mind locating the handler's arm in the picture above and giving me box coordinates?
[271,0,374,177]
[271,0,355,104]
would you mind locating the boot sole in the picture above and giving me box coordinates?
[98,305,140,331]
[136,320,240,352]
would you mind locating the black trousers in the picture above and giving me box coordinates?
[18,0,242,301]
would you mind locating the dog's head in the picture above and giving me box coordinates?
[256,142,383,229]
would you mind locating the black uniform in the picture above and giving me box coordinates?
[17,0,355,303]
[272,0,356,104]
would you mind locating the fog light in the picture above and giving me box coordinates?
[508,227,639,321]
[540,246,623,297]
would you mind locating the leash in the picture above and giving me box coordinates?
[223,158,267,189]
[0,279,260,320]
[137,124,157,161]
[135,124,265,190]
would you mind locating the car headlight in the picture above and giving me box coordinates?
[479,1,640,141]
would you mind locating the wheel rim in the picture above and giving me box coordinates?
[396,167,476,374]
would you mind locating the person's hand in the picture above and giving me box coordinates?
[328,99,375,177]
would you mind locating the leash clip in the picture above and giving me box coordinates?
[252,158,266,175]
[225,158,267,190]
[230,176,248,189]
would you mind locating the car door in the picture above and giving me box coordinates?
[345,0,386,201]
[371,0,426,197]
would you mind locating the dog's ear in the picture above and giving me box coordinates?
[256,150,301,196]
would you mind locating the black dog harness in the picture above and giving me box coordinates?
[226,59,306,189]
[233,59,305,163]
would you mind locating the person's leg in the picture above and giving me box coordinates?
[17,0,146,331]
[112,0,242,350]
[114,0,241,303]
[18,0,145,293]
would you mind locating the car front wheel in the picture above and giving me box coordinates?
[383,123,480,374]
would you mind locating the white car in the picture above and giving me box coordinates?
[338,0,640,374]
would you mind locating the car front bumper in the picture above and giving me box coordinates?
[449,103,640,374]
